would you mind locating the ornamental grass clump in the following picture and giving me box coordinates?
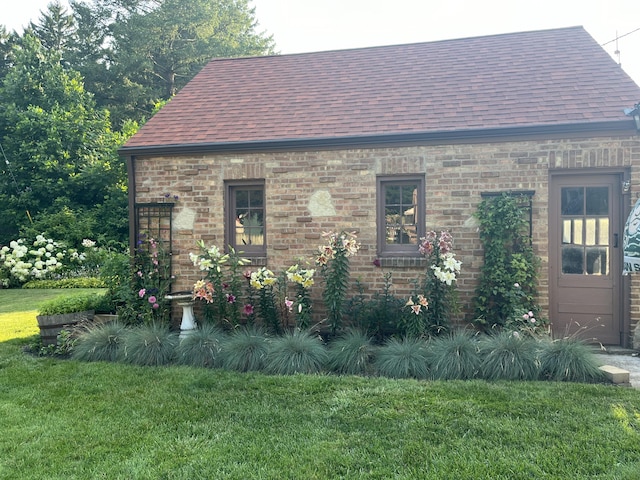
[175,324,227,368]
[374,336,430,380]
[327,329,376,375]
[221,325,270,372]
[478,331,540,381]
[539,338,605,383]
[120,324,178,366]
[428,330,481,380]
[265,329,328,375]
[72,322,126,363]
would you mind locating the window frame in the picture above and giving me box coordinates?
[376,175,426,257]
[225,180,266,257]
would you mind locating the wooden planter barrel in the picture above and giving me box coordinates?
[36,310,94,346]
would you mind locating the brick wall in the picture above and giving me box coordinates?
[133,134,640,338]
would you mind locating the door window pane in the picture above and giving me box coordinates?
[586,187,608,215]
[560,185,610,276]
[562,246,583,274]
[561,187,584,215]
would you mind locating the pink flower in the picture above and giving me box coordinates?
[530,317,536,323]
[148,296,157,304]
[152,303,159,309]
[138,288,146,298]
[411,304,422,315]
[243,304,254,315]
[285,298,294,312]
[226,294,236,303]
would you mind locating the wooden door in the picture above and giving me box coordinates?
[549,174,623,345]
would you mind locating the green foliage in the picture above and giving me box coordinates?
[38,291,107,315]
[346,274,404,342]
[64,0,276,126]
[175,324,227,368]
[402,231,461,337]
[265,330,328,375]
[539,339,606,383]
[316,231,360,335]
[327,329,376,375]
[374,337,430,379]
[119,324,178,366]
[478,332,541,381]
[221,325,269,372]
[73,322,126,362]
[122,236,173,326]
[473,193,540,330]
[23,277,105,289]
[29,328,77,357]
[0,34,130,247]
[429,330,481,380]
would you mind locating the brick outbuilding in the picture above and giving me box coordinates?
[120,26,640,346]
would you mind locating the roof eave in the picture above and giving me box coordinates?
[118,120,637,157]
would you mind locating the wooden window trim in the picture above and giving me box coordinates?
[225,180,266,258]
[376,175,426,257]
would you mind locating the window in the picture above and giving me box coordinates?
[226,181,265,256]
[377,176,425,256]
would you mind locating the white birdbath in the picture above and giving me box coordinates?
[165,292,197,339]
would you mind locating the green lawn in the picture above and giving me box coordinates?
[1,290,640,479]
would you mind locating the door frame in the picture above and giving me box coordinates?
[548,168,631,347]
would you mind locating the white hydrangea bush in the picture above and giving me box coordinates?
[0,234,85,287]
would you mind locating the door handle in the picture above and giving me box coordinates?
[613,233,619,248]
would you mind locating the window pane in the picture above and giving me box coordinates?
[598,218,609,246]
[586,247,608,275]
[249,189,264,208]
[562,246,583,274]
[561,187,584,215]
[585,218,596,246]
[586,187,608,215]
[235,190,249,209]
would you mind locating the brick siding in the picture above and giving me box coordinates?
[133,135,640,339]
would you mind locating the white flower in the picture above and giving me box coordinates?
[82,239,96,248]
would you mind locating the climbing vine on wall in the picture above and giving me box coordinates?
[473,193,541,330]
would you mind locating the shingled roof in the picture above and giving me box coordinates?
[122,26,640,153]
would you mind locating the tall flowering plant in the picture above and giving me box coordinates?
[248,267,281,333]
[189,241,250,327]
[403,231,461,336]
[286,264,315,329]
[127,236,173,325]
[316,231,360,335]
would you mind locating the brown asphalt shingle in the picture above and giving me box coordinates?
[123,26,640,149]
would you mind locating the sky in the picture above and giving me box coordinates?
[4,0,640,86]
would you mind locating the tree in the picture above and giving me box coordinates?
[73,0,275,125]
[0,34,132,247]
[28,1,75,60]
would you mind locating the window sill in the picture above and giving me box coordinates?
[245,256,267,267]
[377,256,427,268]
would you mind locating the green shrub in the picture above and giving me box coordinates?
[346,275,404,342]
[23,277,106,289]
[221,326,270,372]
[120,324,178,366]
[374,337,430,380]
[73,322,126,362]
[429,330,481,380]
[175,324,227,368]
[539,339,605,383]
[38,292,107,315]
[479,332,540,381]
[327,329,376,375]
[265,329,327,375]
